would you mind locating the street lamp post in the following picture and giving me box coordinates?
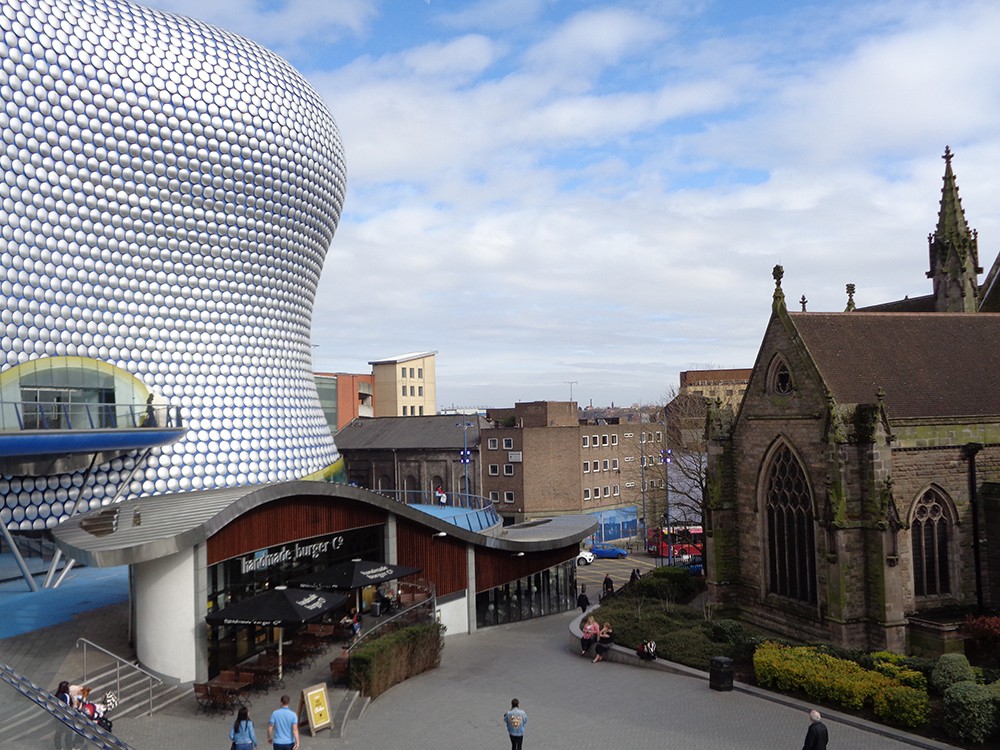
[457,420,473,502]
[662,447,673,567]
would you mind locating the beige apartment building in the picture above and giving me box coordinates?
[369,351,438,417]
[481,401,665,537]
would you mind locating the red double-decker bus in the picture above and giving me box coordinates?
[646,525,703,559]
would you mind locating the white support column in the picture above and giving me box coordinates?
[385,514,398,564]
[466,543,477,633]
[135,547,197,682]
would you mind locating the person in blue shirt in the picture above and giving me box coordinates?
[503,697,528,750]
[230,706,257,750]
[267,694,299,750]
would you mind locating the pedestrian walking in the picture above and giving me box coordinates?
[502,697,528,750]
[802,709,829,750]
[267,694,299,750]
[602,573,614,598]
[576,585,590,612]
[229,706,257,750]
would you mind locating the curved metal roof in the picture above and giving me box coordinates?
[51,480,598,567]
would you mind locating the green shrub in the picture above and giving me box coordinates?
[348,623,443,698]
[869,655,927,691]
[659,628,728,671]
[630,566,701,603]
[932,653,977,694]
[943,682,996,744]
[753,642,929,724]
[872,683,930,729]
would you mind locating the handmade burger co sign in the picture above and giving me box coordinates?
[239,535,346,575]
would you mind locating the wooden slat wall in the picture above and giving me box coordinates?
[207,497,387,565]
[475,544,578,591]
[395,519,468,597]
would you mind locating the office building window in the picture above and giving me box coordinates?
[583,488,591,500]
[582,436,589,448]
[488,438,498,450]
[603,486,610,497]
[401,385,407,397]
[503,438,514,449]
[503,464,514,476]
[418,386,423,396]
[418,368,423,378]
[489,491,500,503]
[503,492,515,504]
[611,459,619,471]
[419,406,424,415]
[602,459,609,471]
[401,366,406,378]
[583,462,590,474]
[613,485,620,496]
[410,386,415,396]
[611,435,618,446]
[489,464,500,476]
[602,435,609,446]
[591,460,599,472]
[409,367,415,378]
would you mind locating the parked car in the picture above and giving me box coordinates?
[576,549,596,566]
[590,544,629,559]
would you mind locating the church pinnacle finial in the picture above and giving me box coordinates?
[928,146,981,312]
[845,283,856,312]
[772,265,786,313]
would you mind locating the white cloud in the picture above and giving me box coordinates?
[160,0,1000,407]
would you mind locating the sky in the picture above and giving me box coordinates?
[151,0,1000,409]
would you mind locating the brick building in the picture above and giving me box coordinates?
[482,401,667,536]
[706,149,1000,652]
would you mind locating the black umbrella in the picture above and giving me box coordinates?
[292,558,422,591]
[206,586,347,679]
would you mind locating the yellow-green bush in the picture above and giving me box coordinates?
[754,642,929,728]
[873,683,931,728]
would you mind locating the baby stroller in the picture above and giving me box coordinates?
[80,691,118,732]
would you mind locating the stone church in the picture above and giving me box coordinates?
[705,149,1000,653]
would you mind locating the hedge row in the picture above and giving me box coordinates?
[349,623,444,698]
[753,642,929,729]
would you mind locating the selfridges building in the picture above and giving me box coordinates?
[0,0,347,534]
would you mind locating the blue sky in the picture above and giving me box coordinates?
[153,0,1000,408]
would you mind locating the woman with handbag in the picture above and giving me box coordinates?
[229,706,257,750]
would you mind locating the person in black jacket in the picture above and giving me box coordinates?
[802,709,829,750]
[576,585,590,612]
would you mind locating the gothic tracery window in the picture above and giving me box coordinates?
[765,443,816,604]
[911,488,952,597]
[767,355,793,395]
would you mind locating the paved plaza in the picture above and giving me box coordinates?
[0,553,957,750]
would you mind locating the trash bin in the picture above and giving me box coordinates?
[372,601,381,617]
[709,656,734,691]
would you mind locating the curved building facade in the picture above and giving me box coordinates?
[0,0,347,530]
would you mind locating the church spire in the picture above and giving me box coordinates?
[927,146,982,312]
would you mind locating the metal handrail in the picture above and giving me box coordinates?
[1,400,183,433]
[345,582,437,655]
[377,489,501,529]
[76,638,162,717]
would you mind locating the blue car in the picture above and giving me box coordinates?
[590,544,629,559]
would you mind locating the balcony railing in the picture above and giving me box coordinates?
[377,489,502,532]
[0,400,183,433]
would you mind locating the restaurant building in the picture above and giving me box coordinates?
[52,481,596,683]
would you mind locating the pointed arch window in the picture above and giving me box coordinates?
[766,355,794,396]
[911,488,952,597]
[765,443,816,604]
